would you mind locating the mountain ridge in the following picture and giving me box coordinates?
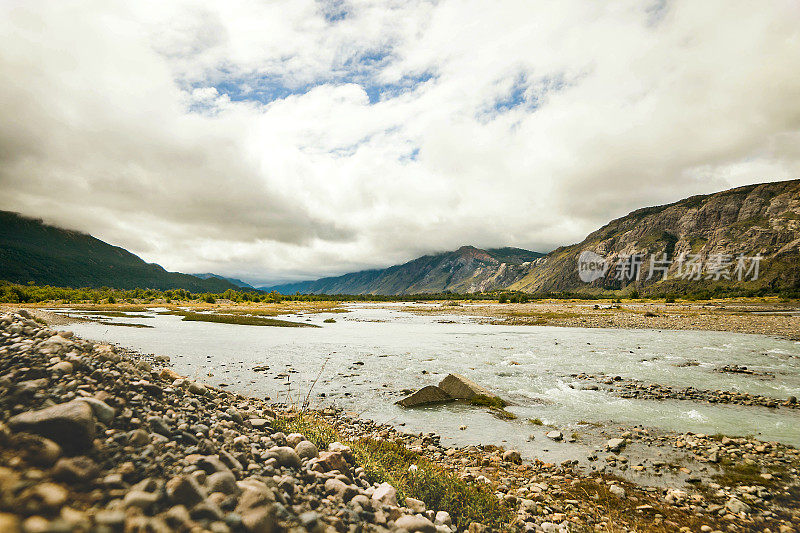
[0,211,247,292]
[259,246,545,295]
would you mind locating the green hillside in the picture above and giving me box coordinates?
[0,211,243,292]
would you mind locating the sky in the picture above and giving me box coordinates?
[1,0,800,286]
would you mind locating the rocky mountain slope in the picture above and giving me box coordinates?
[260,246,544,295]
[0,211,244,292]
[510,179,800,294]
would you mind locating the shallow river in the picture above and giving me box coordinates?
[58,303,800,467]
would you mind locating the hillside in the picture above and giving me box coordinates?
[261,246,544,295]
[192,273,255,289]
[0,211,245,292]
[510,179,800,294]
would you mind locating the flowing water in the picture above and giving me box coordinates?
[55,304,800,470]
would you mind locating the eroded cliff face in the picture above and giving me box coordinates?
[509,179,800,293]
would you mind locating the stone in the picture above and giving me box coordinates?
[546,431,563,441]
[166,475,207,507]
[606,438,626,452]
[249,418,271,429]
[207,471,240,495]
[128,429,150,447]
[438,373,499,401]
[434,511,452,526]
[123,490,159,510]
[286,433,305,447]
[49,361,73,374]
[405,497,426,513]
[397,386,453,407]
[9,433,61,467]
[609,485,626,498]
[267,447,301,468]
[20,483,68,511]
[188,382,208,395]
[294,440,319,460]
[324,478,356,501]
[725,497,750,514]
[240,506,277,533]
[7,400,95,454]
[314,450,349,474]
[0,513,20,533]
[52,456,99,483]
[148,416,171,436]
[502,450,522,464]
[372,482,398,506]
[77,398,115,425]
[395,514,436,533]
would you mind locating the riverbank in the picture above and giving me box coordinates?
[10,296,800,340]
[1,309,798,532]
[399,300,800,340]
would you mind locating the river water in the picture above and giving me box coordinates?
[56,303,800,468]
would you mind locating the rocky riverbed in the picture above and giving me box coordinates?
[570,373,799,410]
[1,309,799,532]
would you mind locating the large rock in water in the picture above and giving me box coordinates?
[7,400,95,454]
[397,386,453,407]
[438,373,498,400]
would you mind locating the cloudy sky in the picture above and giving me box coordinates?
[2,0,800,285]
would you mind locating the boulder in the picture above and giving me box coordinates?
[395,515,436,533]
[372,482,398,506]
[438,374,498,400]
[7,400,95,454]
[397,386,453,408]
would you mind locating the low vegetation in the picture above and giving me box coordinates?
[274,413,513,529]
[163,310,317,328]
[468,394,517,419]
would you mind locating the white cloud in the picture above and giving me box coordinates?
[1,0,799,285]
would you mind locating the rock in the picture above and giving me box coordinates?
[123,490,159,510]
[188,381,208,396]
[76,398,115,425]
[397,386,453,407]
[49,361,73,374]
[166,475,207,507]
[434,511,452,526]
[20,483,68,511]
[606,438,626,452]
[52,456,99,483]
[249,418,271,429]
[405,497,426,513]
[372,482,398,506]
[128,429,150,447]
[0,513,20,533]
[7,400,95,454]
[324,478,356,501]
[160,368,181,381]
[438,373,499,401]
[726,497,750,514]
[207,471,240,495]
[502,450,522,464]
[395,514,436,533]
[267,447,301,468]
[148,416,171,436]
[9,433,61,467]
[314,450,349,474]
[294,440,319,460]
[240,506,277,533]
[546,431,563,441]
[286,433,305,447]
[609,485,626,498]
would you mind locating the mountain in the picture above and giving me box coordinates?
[192,273,255,289]
[509,179,800,294]
[0,211,246,292]
[260,246,545,295]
